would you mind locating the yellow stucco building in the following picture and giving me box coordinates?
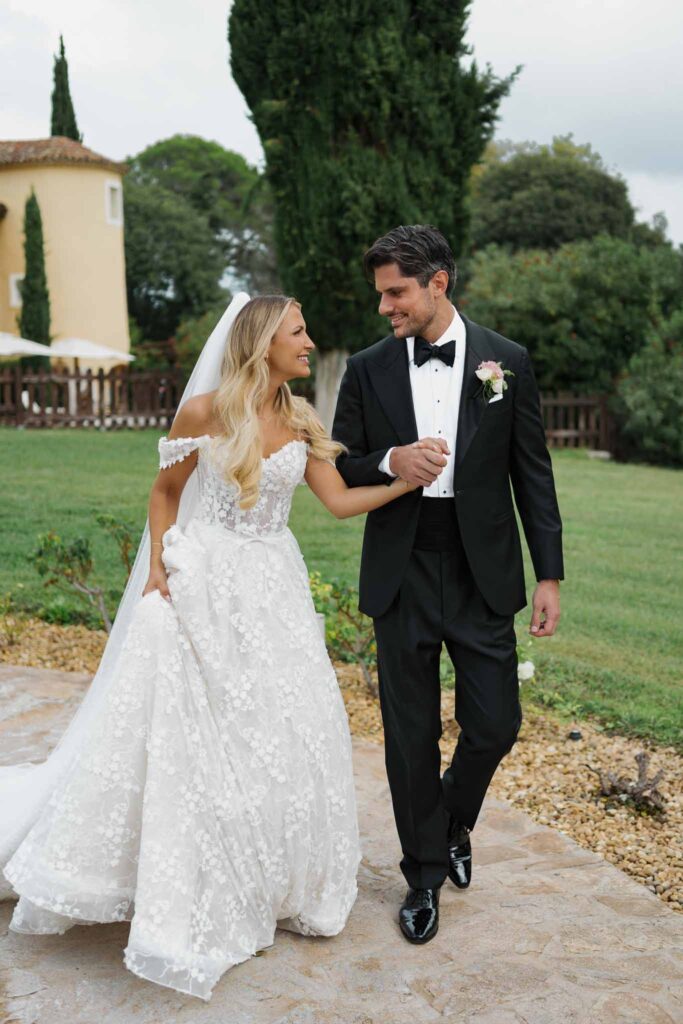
[0,136,130,365]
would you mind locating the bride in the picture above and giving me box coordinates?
[0,293,417,1000]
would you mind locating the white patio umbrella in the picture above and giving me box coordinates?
[0,333,53,357]
[49,339,135,418]
[50,338,135,363]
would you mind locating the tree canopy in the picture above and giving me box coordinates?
[230,0,516,353]
[123,179,227,340]
[468,135,635,252]
[50,35,81,141]
[126,135,279,294]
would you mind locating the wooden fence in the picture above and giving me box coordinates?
[540,392,615,451]
[0,368,616,450]
[0,366,185,429]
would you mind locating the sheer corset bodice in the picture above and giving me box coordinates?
[158,435,309,537]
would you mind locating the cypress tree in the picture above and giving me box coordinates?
[229,0,516,418]
[18,190,51,350]
[51,35,81,141]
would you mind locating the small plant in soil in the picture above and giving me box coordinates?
[29,517,136,635]
[0,592,24,650]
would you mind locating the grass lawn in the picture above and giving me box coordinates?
[1,428,681,749]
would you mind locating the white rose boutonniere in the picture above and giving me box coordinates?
[475,360,515,401]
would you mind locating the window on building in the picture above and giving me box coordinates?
[105,180,123,226]
[9,273,24,308]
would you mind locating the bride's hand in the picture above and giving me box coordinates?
[143,567,171,601]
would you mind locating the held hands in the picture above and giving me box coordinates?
[529,579,561,637]
[392,437,450,488]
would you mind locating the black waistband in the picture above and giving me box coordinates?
[413,497,461,551]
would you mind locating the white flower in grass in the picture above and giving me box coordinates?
[517,660,535,683]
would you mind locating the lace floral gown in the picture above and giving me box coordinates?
[4,436,361,1000]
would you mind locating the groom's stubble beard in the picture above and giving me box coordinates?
[392,291,439,341]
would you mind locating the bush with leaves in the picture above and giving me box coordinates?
[309,573,377,697]
[29,516,136,633]
[611,312,683,466]
[462,236,683,393]
[31,532,112,633]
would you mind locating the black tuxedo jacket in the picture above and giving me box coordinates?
[331,315,564,619]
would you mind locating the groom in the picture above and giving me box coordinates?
[332,225,564,943]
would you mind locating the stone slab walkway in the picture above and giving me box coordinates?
[1,665,682,1024]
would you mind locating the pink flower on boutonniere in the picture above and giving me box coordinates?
[475,360,514,400]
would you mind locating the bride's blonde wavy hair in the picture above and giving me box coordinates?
[212,295,345,509]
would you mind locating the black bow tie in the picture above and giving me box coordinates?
[414,336,456,368]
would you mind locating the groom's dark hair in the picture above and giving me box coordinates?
[363,225,457,295]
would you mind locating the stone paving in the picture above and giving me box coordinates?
[1,665,682,1024]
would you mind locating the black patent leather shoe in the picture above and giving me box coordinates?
[447,819,472,889]
[398,887,440,944]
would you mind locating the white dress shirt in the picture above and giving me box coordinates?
[378,305,466,498]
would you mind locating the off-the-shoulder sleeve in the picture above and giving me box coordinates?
[158,435,207,469]
[297,441,312,486]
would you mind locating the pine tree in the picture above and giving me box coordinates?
[51,35,81,141]
[18,190,51,349]
[229,0,516,408]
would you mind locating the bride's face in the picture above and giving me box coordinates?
[268,305,315,381]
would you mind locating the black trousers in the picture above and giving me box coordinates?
[373,498,522,890]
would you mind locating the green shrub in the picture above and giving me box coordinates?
[309,572,377,696]
[462,236,683,393]
[612,312,683,467]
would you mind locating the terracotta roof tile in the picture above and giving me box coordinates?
[0,137,126,174]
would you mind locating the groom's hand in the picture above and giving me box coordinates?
[529,579,561,637]
[390,438,449,487]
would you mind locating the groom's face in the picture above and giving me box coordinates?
[374,263,438,340]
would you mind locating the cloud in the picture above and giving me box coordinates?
[625,170,683,243]
[2,0,682,240]
[467,0,683,178]
[1,0,262,165]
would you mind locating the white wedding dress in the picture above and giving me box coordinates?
[2,433,361,1000]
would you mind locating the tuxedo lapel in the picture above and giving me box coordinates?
[363,321,496,460]
[366,336,419,446]
[454,316,497,472]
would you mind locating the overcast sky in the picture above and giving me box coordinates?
[2,0,682,242]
